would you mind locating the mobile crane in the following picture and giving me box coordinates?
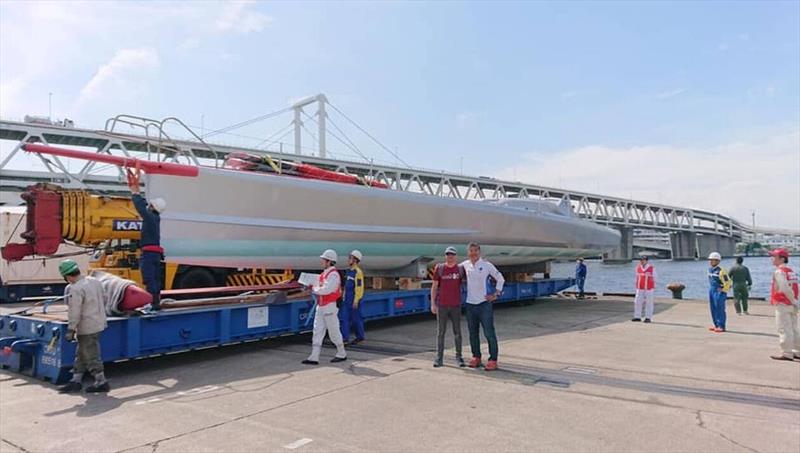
[1,183,291,292]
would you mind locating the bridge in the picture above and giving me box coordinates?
[2,95,796,262]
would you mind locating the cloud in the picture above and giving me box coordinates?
[216,1,272,33]
[456,111,483,129]
[654,88,686,100]
[78,48,160,104]
[494,130,800,229]
[718,42,729,51]
[561,91,578,100]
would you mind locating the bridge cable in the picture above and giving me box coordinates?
[327,102,411,168]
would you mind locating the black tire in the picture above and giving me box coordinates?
[173,267,218,290]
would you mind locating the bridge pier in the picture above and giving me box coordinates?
[697,234,736,260]
[670,232,697,261]
[603,226,634,263]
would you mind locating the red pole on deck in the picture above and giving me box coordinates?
[22,143,200,177]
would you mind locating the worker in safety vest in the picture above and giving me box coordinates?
[57,259,110,394]
[339,250,366,345]
[302,249,347,365]
[707,252,731,333]
[632,256,657,323]
[767,249,800,361]
[128,169,166,311]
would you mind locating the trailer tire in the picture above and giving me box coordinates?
[173,267,218,290]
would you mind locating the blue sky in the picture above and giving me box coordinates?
[1,1,798,228]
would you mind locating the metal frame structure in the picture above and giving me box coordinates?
[1,111,796,242]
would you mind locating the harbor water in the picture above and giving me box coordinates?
[551,256,777,300]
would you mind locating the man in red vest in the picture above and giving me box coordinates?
[767,248,799,361]
[632,256,657,323]
[302,249,347,365]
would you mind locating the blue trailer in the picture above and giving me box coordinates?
[0,278,574,384]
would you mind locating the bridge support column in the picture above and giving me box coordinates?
[670,232,697,261]
[603,227,634,263]
[697,235,736,260]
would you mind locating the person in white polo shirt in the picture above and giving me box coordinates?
[461,242,505,371]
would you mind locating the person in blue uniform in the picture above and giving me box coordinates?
[707,252,731,333]
[340,250,366,344]
[129,170,166,311]
[575,258,587,299]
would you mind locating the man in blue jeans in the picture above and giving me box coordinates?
[575,258,587,299]
[462,242,505,371]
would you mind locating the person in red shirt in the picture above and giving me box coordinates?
[430,246,466,368]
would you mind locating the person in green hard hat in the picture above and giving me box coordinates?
[57,260,110,394]
[729,256,753,315]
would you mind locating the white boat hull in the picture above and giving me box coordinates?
[147,167,620,271]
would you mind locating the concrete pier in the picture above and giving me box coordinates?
[697,234,737,259]
[670,231,697,260]
[603,226,634,263]
[2,297,797,453]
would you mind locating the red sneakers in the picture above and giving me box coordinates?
[485,360,498,371]
[708,327,717,332]
[714,328,725,333]
[468,357,482,368]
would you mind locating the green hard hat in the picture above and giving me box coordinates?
[58,259,80,277]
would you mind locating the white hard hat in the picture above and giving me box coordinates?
[708,252,722,260]
[148,198,166,213]
[320,249,338,262]
[350,250,363,261]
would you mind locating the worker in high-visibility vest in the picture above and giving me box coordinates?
[632,256,657,323]
[767,248,800,361]
[339,250,366,345]
[128,169,166,311]
[302,249,347,365]
[707,252,732,333]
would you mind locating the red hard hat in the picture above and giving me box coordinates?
[768,248,790,259]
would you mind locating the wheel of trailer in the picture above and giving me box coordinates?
[173,267,218,290]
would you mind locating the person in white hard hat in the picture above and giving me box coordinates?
[127,168,166,311]
[339,250,366,345]
[302,249,347,365]
[707,252,732,333]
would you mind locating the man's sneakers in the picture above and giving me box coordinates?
[301,359,319,365]
[770,354,794,361]
[485,360,498,371]
[714,328,725,333]
[330,356,347,363]
[631,318,641,322]
[57,382,82,394]
[643,318,651,323]
[708,326,717,331]
[468,357,482,368]
[456,357,466,367]
[85,381,110,393]
[351,338,363,345]
[433,359,443,368]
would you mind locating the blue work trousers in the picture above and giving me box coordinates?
[140,251,162,308]
[339,300,365,342]
[576,277,586,296]
[708,289,727,330]
[466,301,498,361]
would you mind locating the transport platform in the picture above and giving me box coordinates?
[0,278,574,384]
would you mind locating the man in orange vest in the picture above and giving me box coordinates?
[632,256,656,323]
[302,249,347,365]
[767,249,799,361]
